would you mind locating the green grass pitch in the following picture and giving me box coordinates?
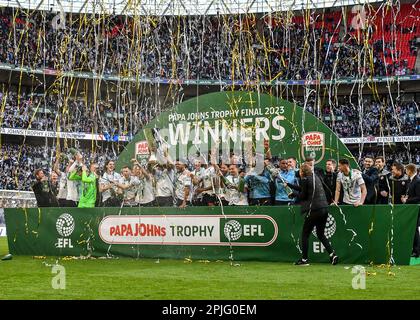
[1,237,419,300]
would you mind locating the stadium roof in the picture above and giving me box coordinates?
[1,0,382,16]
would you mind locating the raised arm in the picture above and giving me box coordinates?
[82,170,96,183]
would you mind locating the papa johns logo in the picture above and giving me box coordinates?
[56,213,75,237]
[224,220,242,241]
[312,214,336,239]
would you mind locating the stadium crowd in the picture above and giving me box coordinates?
[0,91,157,137]
[0,6,418,80]
[0,144,117,191]
[1,90,419,138]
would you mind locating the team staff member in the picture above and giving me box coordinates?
[361,157,379,204]
[403,164,420,204]
[322,159,337,204]
[380,162,408,205]
[402,164,420,258]
[376,156,391,204]
[32,169,59,207]
[287,164,338,266]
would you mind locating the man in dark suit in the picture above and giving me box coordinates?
[362,157,379,204]
[322,159,337,204]
[386,162,409,205]
[375,156,391,204]
[402,164,420,258]
[32,169,59,207]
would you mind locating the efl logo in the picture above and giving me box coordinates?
[55,213,74,249]
[224,220,265,242]
[313,214,336,253]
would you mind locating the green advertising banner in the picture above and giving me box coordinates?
[4,205,419,265]
[115,91,358,171]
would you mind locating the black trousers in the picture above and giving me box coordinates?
[102,197,122,207]
[413,210,420,256]
[275,200,292,206]
[58,199,73,207]
[249,198,272,206]
[65,200,78,207]
[301,208,334,260]
[156,196,174,207]
[175,198,191,207]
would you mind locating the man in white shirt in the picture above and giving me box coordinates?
[66,152,83,207]
[174,160,192,208]
[99,160,122,207]
[53,159,68,207]
[196,164,219,206]
[190,160,205,206]
[334,159,367,207]
[216,163,230,206]
[116,166,140,207]
[224,164,248,206]
[152,163,175,207]
[132,163,155,206]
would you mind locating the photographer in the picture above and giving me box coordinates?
[376,156,391,204]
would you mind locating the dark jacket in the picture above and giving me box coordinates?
[406,175,420,204]
[377,168,391,204]
[362,167,379,204]
[321,171,337,204]
[288,174,329,214]
[32,180,59,207]
[389,174,409,205]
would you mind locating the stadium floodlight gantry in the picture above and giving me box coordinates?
[0,0,383,15]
